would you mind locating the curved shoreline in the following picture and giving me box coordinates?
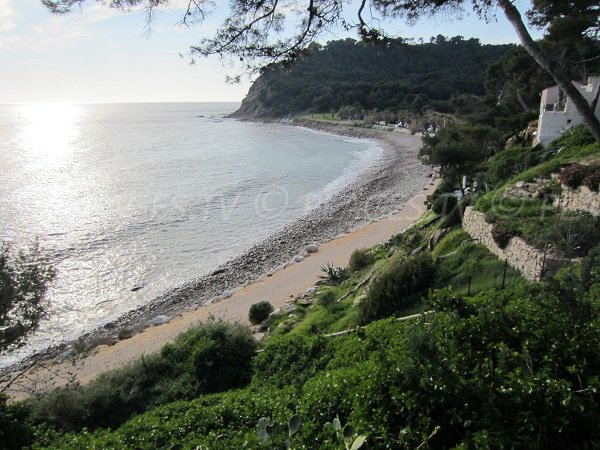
[1,120,433,395]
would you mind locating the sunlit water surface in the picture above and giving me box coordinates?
[0,102,382,366]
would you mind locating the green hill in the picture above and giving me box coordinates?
[233,36,514,119]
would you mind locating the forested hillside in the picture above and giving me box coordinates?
[233,36,514,118]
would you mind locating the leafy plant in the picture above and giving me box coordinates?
[320,263,349,285]
[249,300,274,325]
[257,414,303,449]
[323,416,367,450]
[542,213,600,258]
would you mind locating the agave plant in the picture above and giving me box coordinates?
[320,262,349,285]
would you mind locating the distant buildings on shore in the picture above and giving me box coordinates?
[535,75,600,147]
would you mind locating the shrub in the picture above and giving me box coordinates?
[28,320,257,432]
[486,146,538,186]
[320,263,349,285]
[348,248,373,272]
[583,167,600,192]
[558,162,589,189]
[317,289,337,308]
[358,253,435,323]
[253,334,333,387]
[491,221,514,248]
[431,194,458,215]
[0,394,33,449]
[540,213,600,258]
[249,301,274,325]
[165,320,257,394]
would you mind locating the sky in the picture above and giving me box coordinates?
[0,0,543,104]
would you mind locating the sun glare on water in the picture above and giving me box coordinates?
[16,103,82,160]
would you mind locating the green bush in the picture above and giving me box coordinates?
[358,253,435,323]
[431,194,458,215]
[249,300,274,324]
[348,248,373,272]
[28,320,256,432]
[317,289,337,308]
[161,321,257,394]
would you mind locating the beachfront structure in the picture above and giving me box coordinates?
[535,75,600,147]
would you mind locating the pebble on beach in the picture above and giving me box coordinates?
[150,315,170,326]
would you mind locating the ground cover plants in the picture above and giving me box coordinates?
[28,251,600,448]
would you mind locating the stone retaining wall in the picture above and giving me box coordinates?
[554,183,600,217]
[462,207,569,281]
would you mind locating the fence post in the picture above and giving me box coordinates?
[501,258,508,290]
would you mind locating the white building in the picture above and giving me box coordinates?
[535,75,600,147]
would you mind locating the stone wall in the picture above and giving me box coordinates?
[554,183,600,217]
[462,207,569,281]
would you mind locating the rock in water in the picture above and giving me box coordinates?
[150,315,170,326]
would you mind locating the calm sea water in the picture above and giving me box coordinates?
[0,102,381,365]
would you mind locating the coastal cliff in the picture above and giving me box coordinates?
[231,37,514,119]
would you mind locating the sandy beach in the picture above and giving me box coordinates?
[2,122,434,398]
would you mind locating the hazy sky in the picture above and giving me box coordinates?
[0,0,542,104]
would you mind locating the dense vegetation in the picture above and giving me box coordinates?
[5,129,595,449]
[234,36,513,119]
[20,251,600,449]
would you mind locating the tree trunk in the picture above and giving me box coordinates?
[498,0,600,143]
[514,87,530,113]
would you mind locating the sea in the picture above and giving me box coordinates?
[0,102,382,366]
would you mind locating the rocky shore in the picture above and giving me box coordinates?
[2,119,432,373]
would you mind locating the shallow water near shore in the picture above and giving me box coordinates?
[0,102,382,367]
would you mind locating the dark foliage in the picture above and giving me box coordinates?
[558,162,590,189]
[491,221,514,248]
[583,169,600,192]
[235,37,513,118]
[0,394,33,450]
[249,301,274,325]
